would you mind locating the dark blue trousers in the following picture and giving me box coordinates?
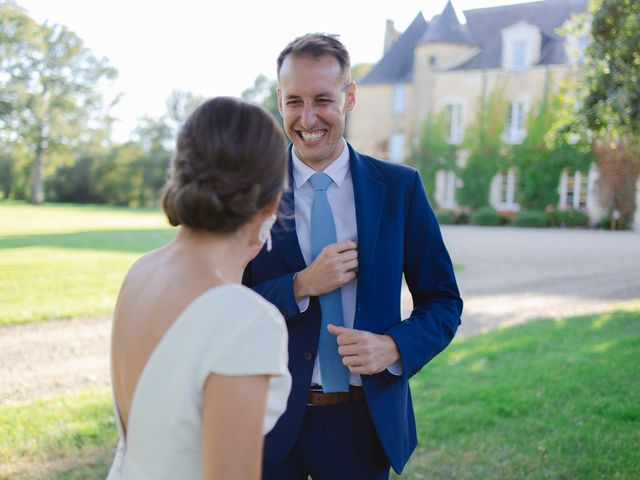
[262,398,390,480]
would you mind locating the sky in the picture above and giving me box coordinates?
[19,0,537,142]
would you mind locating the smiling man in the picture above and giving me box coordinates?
[243,33,463,480]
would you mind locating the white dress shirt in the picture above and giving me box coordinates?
[292,139,403,386]
[291,139,362,386]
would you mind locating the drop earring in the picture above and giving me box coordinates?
[258,214,277,252]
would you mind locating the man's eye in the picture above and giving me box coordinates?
[316,99,331,105]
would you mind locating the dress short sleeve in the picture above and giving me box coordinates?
[195,285,291,433]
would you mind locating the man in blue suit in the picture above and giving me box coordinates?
[243,33,462,479]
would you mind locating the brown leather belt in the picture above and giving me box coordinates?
[307,386,364,406]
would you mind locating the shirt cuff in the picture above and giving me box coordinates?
[297,297,310,313]
[387,359,403,376]
[293,273,310,313]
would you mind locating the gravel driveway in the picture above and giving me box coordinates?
[2,226,639,404]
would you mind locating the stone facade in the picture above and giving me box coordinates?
[347,0,638,228]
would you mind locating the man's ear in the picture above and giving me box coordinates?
[276,87,284,117]
[344,81,356,113]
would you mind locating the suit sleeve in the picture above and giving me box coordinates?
[242,265,302,321]
[385,171,463,381]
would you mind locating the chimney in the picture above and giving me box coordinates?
[384,19,400,55]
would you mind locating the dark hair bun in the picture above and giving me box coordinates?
[162,97,286,233]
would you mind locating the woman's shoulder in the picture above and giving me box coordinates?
[194,284,284,328]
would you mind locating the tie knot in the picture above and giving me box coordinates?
[309,172,333,192]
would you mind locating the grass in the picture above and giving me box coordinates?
[0,388,116,480]
[393,306,640,479]
[0,202,175,325]
[2,307,637,479]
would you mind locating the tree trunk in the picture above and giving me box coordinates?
[594,140,640,227]
[30,137,45,205]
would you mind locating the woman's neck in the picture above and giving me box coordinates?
[170,226,250,284]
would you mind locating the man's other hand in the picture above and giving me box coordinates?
[327,324,400,375]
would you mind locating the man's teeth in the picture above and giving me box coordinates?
[301,131,324,142]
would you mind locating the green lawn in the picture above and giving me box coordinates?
[2,307,637,479]
[0,202,175,325]
[0,388,116,480]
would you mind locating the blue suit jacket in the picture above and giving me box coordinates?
[243,143,462,474]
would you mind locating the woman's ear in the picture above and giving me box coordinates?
[262,192,282,217]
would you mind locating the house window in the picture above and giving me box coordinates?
[436,170,457,208]
[562,170,588,209]
[498,168,517,206]
[512,40,527,69]
[388,132,405,163]
[506,101,526,143]
[445,103,463,144]
[392,84,406,115]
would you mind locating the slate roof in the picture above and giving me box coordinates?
[358,13,428,85]
[453,0,588,70]
[360,0,588,84]
[419,0,475,46]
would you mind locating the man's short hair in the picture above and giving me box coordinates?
[277,33,351,82]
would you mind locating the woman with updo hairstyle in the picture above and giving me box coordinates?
[108,97,291,480]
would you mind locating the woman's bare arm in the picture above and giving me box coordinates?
[201,373,270,480]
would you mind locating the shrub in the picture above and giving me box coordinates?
[547,209,590,228]
[470,206,502,226]
[435,210,456,225]
[513,210,548,228]
[454,210,470,225]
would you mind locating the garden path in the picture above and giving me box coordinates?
[2,226,638,404]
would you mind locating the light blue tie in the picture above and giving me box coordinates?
[309,172,350,393]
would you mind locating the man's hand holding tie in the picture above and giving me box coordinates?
[293,240,358,301]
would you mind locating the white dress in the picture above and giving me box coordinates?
[107,284,291,479]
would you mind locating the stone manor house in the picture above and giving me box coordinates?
[347,0,640,230]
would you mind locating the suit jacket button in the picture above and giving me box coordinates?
[304,351,313,361]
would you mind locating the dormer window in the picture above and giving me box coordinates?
[512,40,528,69]
[501,22,541,70]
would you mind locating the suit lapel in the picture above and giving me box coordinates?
[348,144,386,311]
[271,154,306,273]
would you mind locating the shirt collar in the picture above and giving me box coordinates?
[292,138,350,190]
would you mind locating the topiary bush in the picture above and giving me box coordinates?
[513,210,548,228]
[470,206,502,226]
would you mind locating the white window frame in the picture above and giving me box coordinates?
[445,103,464,144]
[497,168,518,208]
[436,169,457,209]
[388,132,405,163]
[392,84,406,115]
[505,97,529,144]
[512,40,528,70]
[560,169,589,209]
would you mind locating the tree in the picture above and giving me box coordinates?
[556,0,640,226]
[0,2,117,204]
[583,0,640,141]
[241,74,282,130]
[164,89,206,143]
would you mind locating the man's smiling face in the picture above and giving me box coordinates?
[277,54,355,170]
